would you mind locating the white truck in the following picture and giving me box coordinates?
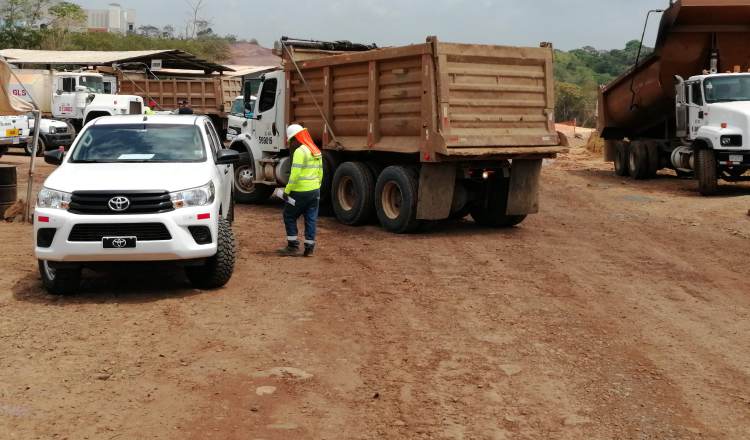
[34,114,240,295]
[0,114,32,157]
[9,70,144,130]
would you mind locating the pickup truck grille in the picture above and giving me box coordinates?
[68,223,172,242]
[69,191,174,215]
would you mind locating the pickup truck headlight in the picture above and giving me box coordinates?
[721,135,742,147]
[48,126,57,134]
[37,188,71,210]
[170,181,215,208]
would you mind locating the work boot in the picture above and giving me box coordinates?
[277,241,300,256]
[303,244,315,257]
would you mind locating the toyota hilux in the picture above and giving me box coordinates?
[34,114,240,295]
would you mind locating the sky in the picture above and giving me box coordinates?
[75,0,671,51]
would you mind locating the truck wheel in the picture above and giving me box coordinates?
[185,219,235,289]
[38,260,81,296]
[234,162,272,204]
[332,161,376,225]
[645,141,660,178]
[613,141,630,176]
[319,151,340,215]
[470,176,527,228]
[628,141,650,180]
[696,149,719,196]
[375,166,420,234]
[24,137,45,157]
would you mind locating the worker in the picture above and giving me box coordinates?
[278,124,324,257]
[177,100,194,115]
[144,106,155,115]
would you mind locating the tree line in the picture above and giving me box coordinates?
[0,0,248,62]
[554,40,653,127]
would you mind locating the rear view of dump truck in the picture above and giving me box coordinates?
[230,37,567,232]
[599,0,750,195]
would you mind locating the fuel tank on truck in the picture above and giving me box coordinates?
[599,0,750,140]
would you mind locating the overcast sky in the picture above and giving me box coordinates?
[75,0,671,50]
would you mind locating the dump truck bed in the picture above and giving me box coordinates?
[285,37,563,161]
[118,72,242,115]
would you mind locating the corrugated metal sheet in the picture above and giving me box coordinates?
[0,49,233,73]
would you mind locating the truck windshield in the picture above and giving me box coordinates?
[704,76,750,103]
[79,76,104,94]
[70,124,206,163]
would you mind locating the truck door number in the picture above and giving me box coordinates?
[259,136,273,145]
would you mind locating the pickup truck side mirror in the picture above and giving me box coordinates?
[216,149,240,165]
[44,149,64,166]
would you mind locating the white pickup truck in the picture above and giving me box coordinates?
[34,115,240,295]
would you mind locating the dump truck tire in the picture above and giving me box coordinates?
[696,149,719,196]
[628,141,650,180]
[234,159,272,204]
[645,141,660,178]
[614,141,630,176]
[470,175,527,228]
[375,166,420,234]
[332,161,376,226]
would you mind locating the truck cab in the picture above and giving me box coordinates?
[672,73,750,192]
[52,72,144,127]
[226,95,256,142]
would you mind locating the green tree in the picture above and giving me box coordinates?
[44,0,85,49]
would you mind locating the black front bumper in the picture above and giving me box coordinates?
[45,133,75,148]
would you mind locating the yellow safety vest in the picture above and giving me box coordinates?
[285,145,323,194]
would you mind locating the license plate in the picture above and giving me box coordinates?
[729,154,744,163]
[5,128,19,137]
[102,236,137,249]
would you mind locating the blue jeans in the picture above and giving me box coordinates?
[283,189,320,246]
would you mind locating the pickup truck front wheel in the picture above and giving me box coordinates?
[185,219,235,289]
[24,137,45,157]
[39,260,81,296]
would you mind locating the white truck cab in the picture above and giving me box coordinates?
[0,114,32,157]
[226,95,256,142]
[34,115,240,295]
[671,73,750,193]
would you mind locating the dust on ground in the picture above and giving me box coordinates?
[1,147,750,439]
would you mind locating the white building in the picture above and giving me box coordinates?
[86,3,136,34]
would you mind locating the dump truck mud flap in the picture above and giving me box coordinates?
[506,159,542,216]
[417,164,456,220]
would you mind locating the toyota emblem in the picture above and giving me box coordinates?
[112,238,128,248]
[108,196,130,212]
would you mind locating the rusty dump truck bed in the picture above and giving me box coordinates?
[599,0,750,139]
[285,37,564,161]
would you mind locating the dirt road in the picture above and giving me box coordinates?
[1,148,750,439]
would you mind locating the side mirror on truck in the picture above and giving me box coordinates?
[44,149,64,166]
[216,149,240,165]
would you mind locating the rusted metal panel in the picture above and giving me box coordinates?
[600,0,750,139]
[416,164,456,219]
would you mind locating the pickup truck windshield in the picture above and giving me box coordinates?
[70,124,206,163]
[79,76,104,94]
[704,76,750,103]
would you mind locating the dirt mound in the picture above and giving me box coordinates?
[229,42,280,66]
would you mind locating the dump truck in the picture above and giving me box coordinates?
[229,36,567,233]
[599,0,750,195]
[116,70,242,136]
[8,69,144,129]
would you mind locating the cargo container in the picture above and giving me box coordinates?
[229,37,567,233]
[599,0,750,195]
